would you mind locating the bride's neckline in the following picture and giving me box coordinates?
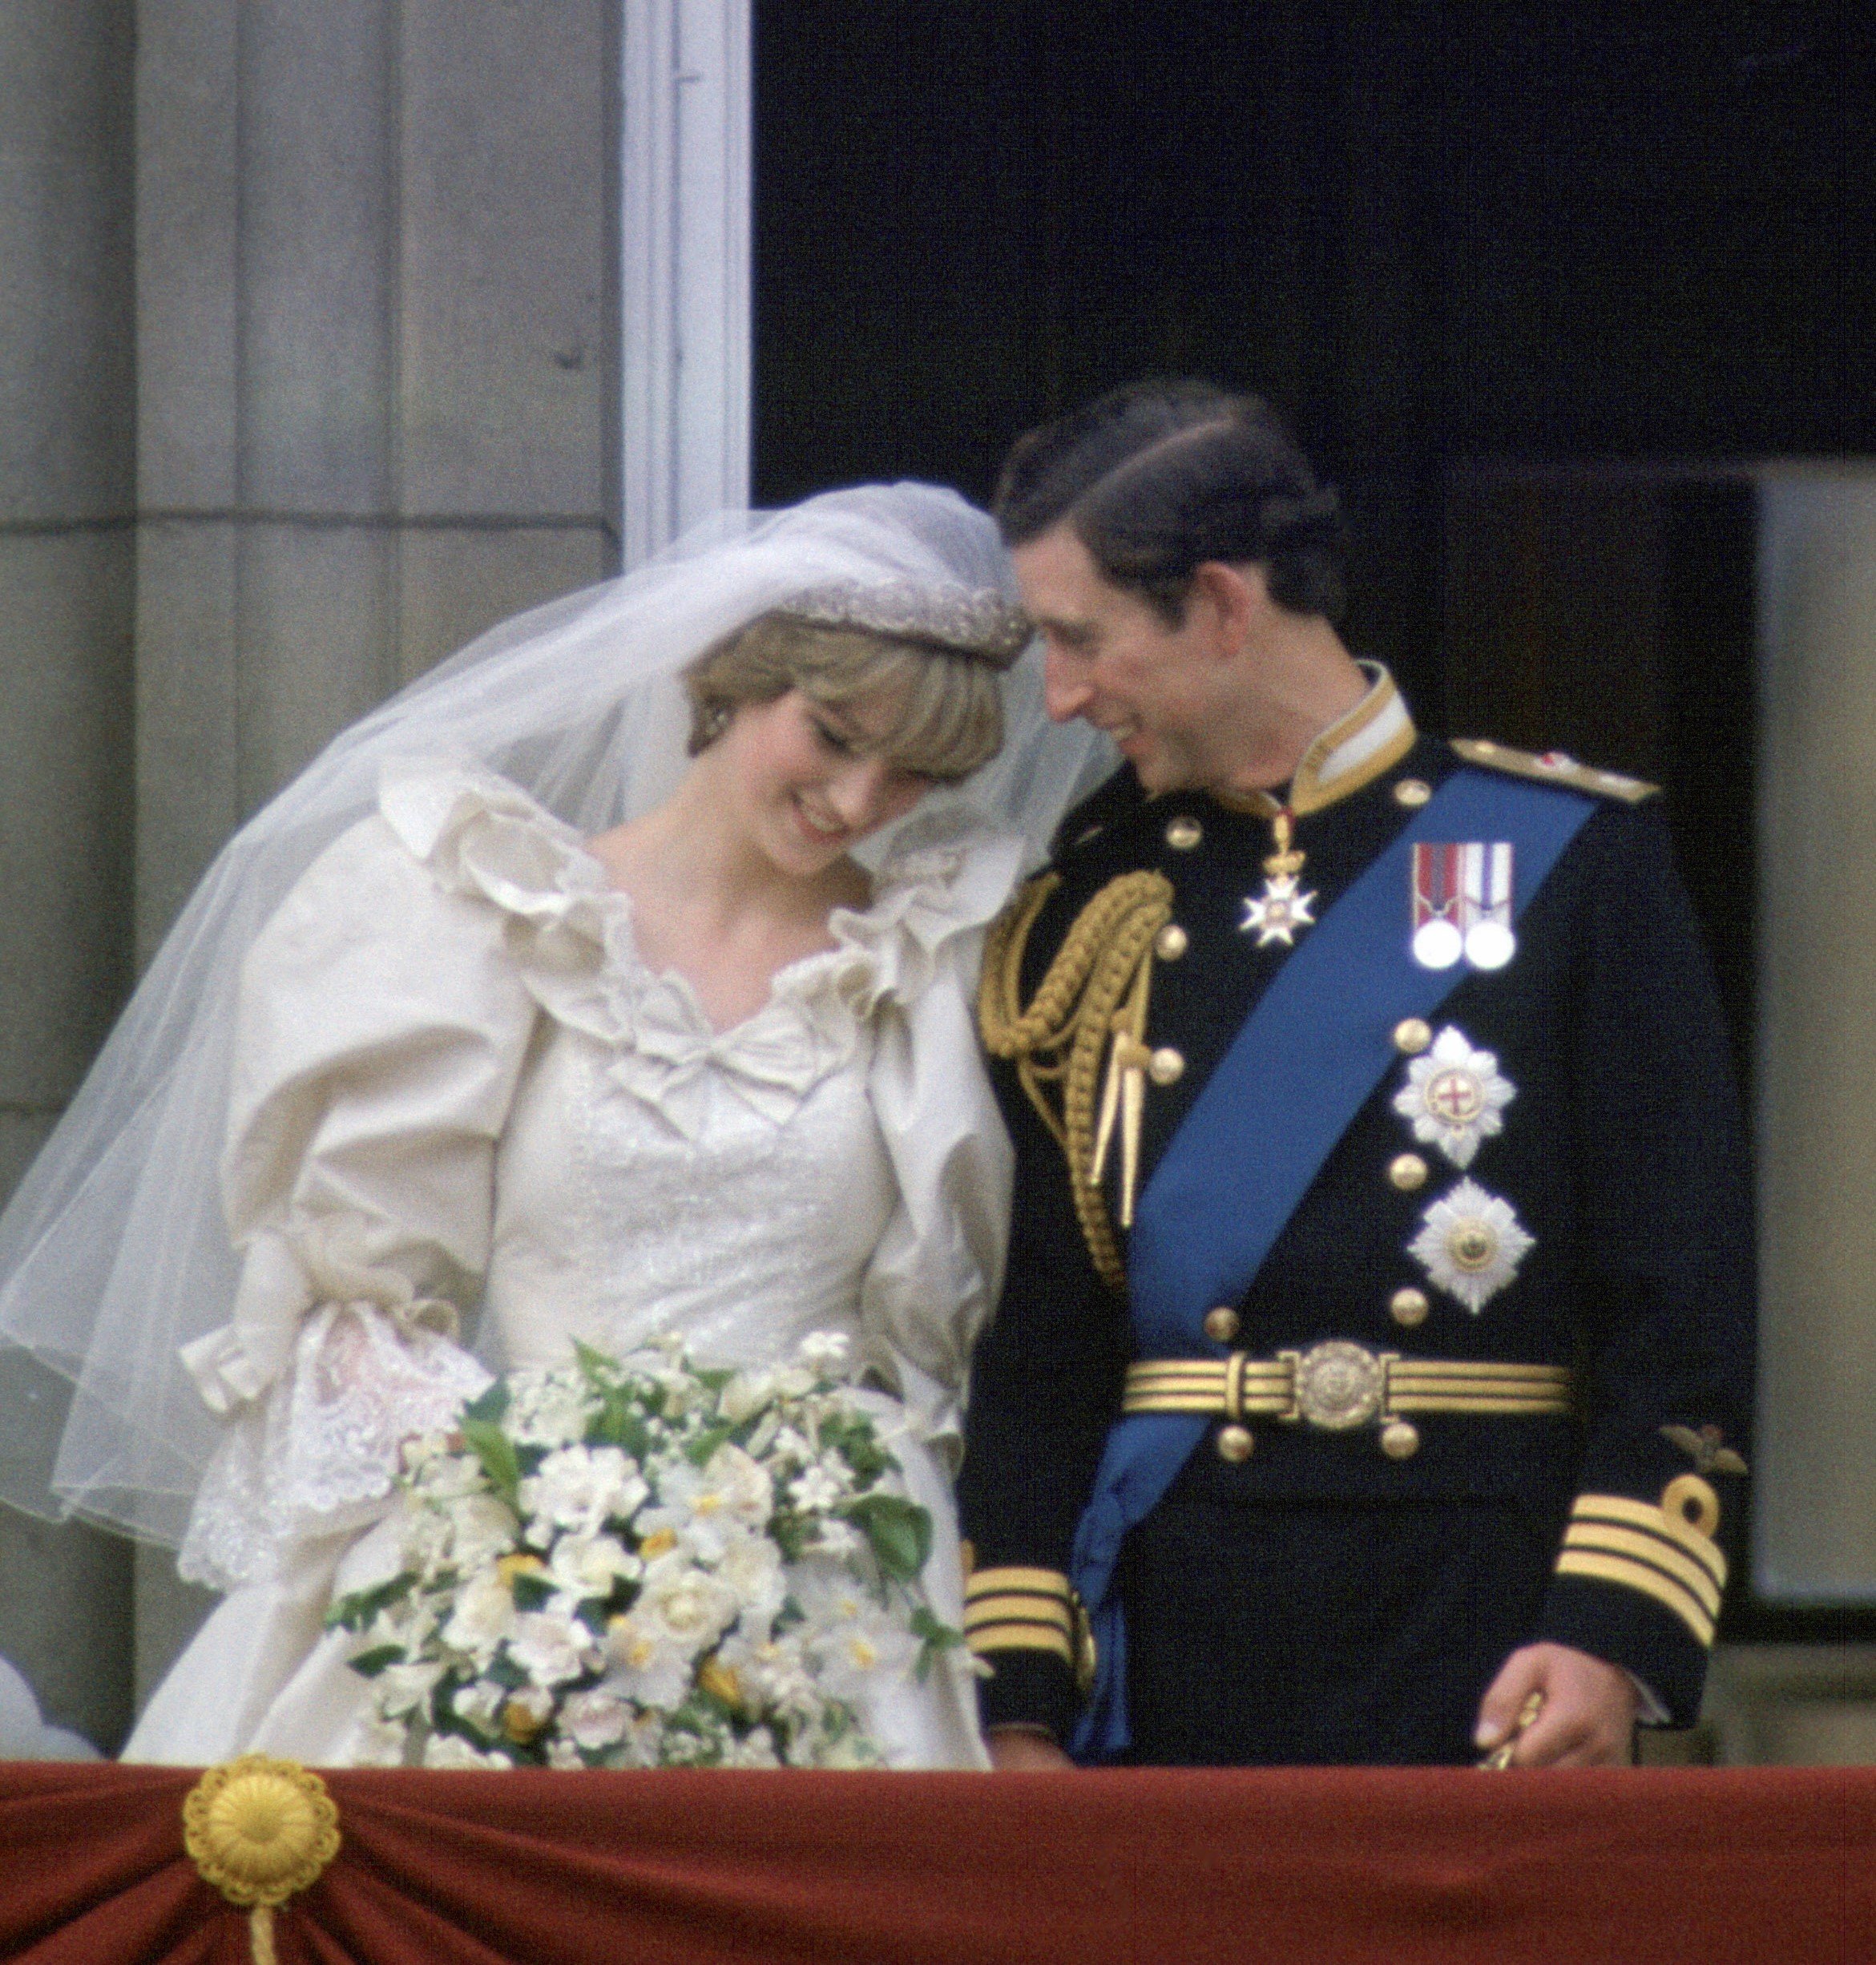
[575,838,874,1040]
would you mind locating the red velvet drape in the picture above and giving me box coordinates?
[5,1762,1874,1963]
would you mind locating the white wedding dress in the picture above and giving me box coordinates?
[125,760,1017,1769]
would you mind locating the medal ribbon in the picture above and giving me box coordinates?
[1068,767,1598,1758]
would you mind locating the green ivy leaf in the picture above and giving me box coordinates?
[460,1378,511,1427]
[347,1644,406,1679]
[460,1417,522,1506]
[325,1570,418,1632]
[843,1493,932,1582]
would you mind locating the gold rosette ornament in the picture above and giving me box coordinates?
[184,1755,341,1965]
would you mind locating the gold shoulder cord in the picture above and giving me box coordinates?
[980,870,1174,1290]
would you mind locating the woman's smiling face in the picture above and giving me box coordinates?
[717,687,935,877]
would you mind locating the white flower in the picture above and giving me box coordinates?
[446,1494,522,1569]
[508,1376,597,1448]
[546,1737,587,1769]
[768,1426,814,1468]
[720,1368,779,1425]
[562,1687,630,1751]
[798,1330,850,1371]
[728,1731,783,1769]
[547,1533,639,1602]
[717,1631,820,1723]
[451,1680,507,1736]
[794,1565,917,1701]
[1407,1177,1536,1313]
[518,1445,648,1540]
[716,1533,786,1641]
[604,1613,696,1712]
[645,1446,773,1561]
[789,1464,848,1514]
[423,1733,511,1770]
[502,1683,557,1737]
[442,1573,517,1659]
[635,1551,741,1651]
[347,1712,413,1766]
[806,1517,862,1559]
[414,1451,489,1501]
[1392,1026,1516,1169]
[510,1609,599,1686]
[374,1658,444,1720]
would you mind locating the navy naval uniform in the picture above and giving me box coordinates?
[958,670,1754,1765]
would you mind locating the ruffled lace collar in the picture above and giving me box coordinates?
[377,759,1019,1138]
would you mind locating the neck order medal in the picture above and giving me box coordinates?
[1239,809,1317,948]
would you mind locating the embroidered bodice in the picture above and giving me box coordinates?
[177,761,1020,1590]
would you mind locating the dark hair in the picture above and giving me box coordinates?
[993,379,1347,626]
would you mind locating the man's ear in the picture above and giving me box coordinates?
[1186,560,1269,659]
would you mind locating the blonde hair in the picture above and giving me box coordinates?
[684,612,1003,779]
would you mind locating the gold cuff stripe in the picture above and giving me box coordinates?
[1555,1549,1717,1647]
[963,1622,1076,1665]
[965,1566,1073,1604]
[1571,1495,1727,1588]
[1562,1523,1723,1618]
[964,1598,1074,1638]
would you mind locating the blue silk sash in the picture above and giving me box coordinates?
[1069,767,1597,1757]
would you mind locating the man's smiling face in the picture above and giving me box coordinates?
[1011,525,1230,796]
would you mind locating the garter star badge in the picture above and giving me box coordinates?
[1391,1026,1516,1168]
[1239,874,1317,947]
[1407,1178,1535,1313]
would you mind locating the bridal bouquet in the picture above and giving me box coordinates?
[327,1331,960,1769]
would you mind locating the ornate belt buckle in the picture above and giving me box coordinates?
[1289,1340,1389,1431]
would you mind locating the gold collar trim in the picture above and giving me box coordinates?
[1211,664,1417,821]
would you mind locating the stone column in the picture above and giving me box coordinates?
[0,0,139,1753]
[131,0,621,1703]
[1753,468,1876,1606]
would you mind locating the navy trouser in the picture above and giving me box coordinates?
[1114,1490,1558,1765]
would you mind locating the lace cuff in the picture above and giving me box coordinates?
[179,1301,491,1592]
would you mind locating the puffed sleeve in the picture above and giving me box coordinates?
[843,818,1025,1471]
[175,777,547,1588]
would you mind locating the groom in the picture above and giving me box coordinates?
[958,380,1754,1768]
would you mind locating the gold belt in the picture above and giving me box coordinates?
[1122,1340,1574,1432]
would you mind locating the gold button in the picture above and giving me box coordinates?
[1392,1017,1432,1055]
[1380,1420,1421,1461]
[1216,1424,1255,1463]
[1204,1306,1241,1344]
[1155,923,1189,961]
[1165,817,1203,850]
[1148,1047,1185,1086]
[1388,1152,1429,1192]
[1389,1287,1430,1328]
[1393,778,1432,809]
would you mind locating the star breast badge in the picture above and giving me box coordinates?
[1391,1026,1516,1168]
[1407,1177,1535,1313]
[1239,874,1317,947]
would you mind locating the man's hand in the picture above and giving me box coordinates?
[986,1726,1075,1771]
[1474,1642,1639,1767]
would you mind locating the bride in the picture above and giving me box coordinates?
[0,484,1107,1768]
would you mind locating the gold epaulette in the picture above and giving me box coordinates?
[1451,738,1658,803]
[979,870,1174,1290]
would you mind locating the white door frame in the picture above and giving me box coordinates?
[621,0,752,567]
